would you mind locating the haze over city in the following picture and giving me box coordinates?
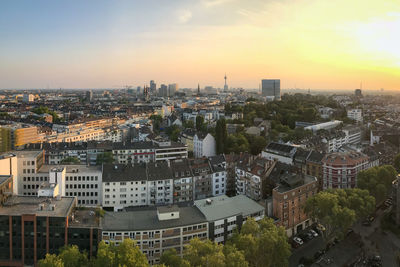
[0,0,399,90]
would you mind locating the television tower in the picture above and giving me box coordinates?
[224,73,228,91]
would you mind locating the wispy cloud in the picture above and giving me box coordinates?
[202,0,232,8]
[177,9,192,23]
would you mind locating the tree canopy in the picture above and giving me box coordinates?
[60,157,80,164]
[228,217,291,267]
[304,188,375,242]
[357,165,397,203]
[96,152,114,165]
[38,239,149,267]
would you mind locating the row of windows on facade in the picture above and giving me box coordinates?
[66,191,98,197]
[22,160,36,166]
[66,184,98,189]
[116,155,152,159]
[22,169,36,174]
[66,176,99,181]
[104,180,171,186]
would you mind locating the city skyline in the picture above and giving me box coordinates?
[0,0,399,90]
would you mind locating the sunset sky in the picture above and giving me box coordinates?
[0,0,399,90]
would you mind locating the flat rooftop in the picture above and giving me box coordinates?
[11,150,42,158]
[39,164,102,174]
[69,209,100,228]
[194,195,265,222]
[0,196,75,217]
[275,174,317,193]
[102,206,206,231]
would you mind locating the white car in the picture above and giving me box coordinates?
[310,229,318,237]
[293,237,304,245]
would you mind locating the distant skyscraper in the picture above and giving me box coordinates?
[86,90,93,102]
[159,84,168,97]
[150,80,156,93]
[261,79,280,100]
[168,83,178,97]
[197,84,200,95]
[224,74,228,91]
[355,89,362,97]
[144,86,149,100]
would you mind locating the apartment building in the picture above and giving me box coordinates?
[235,156,275,201]
[347,108,363,122]
[261,142,297,165]
[189,158,213,200]
[102,162,174,210]
[209,155,227,196]
[305,151,324,190]
[193,133,216,158]
[113,142,155,164]
[195,195,265,244]
[101,205,208,265]
[170,159,193,203]
[113,141,187,164]
[272,174,318,236]
[322,151,369,189]
[0,124,40,152]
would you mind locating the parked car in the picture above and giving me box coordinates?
[310,229,318,237]
[293,237,304,246]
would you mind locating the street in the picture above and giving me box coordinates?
[290,206,400,267]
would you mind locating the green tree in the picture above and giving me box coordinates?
[166,125,181,142]
[183,120,195,129]
[357,165,397,203]
[229,218,291,267]
[304,189,375,242]
[94,239,148,267]
[38,254,64,267]
[96,152,114,165]
[196,115,205,132]
[60,157,80,164]
[150,114,163,133]
[160,248,190,267]
[58,245,89,267]
[248,135,267,155]
[184,238,247,267]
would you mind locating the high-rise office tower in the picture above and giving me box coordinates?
[86,90,93,102]
[224,74,228,91]
[261,79,280,100]
[168,83,178,97]
[159,84,168,97]
[150,80,156,94]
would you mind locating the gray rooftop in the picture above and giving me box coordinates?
[11,150,43,158]
[103,164,147,182]
[194,195,265,222]
[39,164,102,174]
[0,196,75,217]
[102,206,207,231]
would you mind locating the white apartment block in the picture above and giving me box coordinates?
[209,155,227,196]
[0,150,103,206]
[193,133,216,158]
[347,109,363,122]
[102,162,173,211]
